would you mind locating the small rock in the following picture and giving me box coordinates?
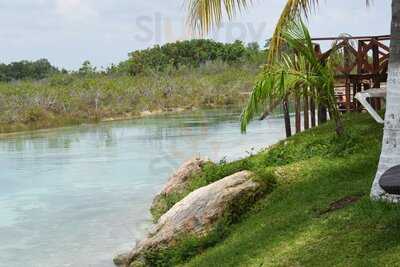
[113,252,129,266]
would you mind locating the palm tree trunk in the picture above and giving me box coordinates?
[283,98,292,138]
[371,0,400,201]
[318,103,327,125]
[310,88,316,128]
[295,92,301,133]
[304,87,310,130]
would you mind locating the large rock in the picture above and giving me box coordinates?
[151,157,209,219]
[114,170,262,267]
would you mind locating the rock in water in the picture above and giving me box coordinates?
[114,170,263,267]
[150,157,209,218]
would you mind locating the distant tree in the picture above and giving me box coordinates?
[60,68,69,74]
[0,59,58,82]
[0,63,10,82]
[78,60,96,75]
[247,42,260,52]
[30,59,58,80]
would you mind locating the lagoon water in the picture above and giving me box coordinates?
[0,109,285,267]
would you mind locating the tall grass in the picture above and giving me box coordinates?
[0,62,258,134]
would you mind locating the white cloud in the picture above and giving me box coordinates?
[56,0,81,14]
[55,0,97,20]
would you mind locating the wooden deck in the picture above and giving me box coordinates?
[281,35,390,136]
[316,35,390,113]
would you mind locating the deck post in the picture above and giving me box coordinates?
[344,42,352,112]
[372,38,382,110]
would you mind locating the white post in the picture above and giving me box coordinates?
[370,0,400,202]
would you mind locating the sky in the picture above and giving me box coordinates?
[0,0,391,70]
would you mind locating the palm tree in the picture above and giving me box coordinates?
[240,20,343,135]
[186,0,400,202]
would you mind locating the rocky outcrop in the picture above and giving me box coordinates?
[114,170,263,267]
[150,157,209,219]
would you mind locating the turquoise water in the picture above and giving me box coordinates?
[0,110,285,267]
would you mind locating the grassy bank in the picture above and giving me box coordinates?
[0,62,257,134]
[146,113,400,266]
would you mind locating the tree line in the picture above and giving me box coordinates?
[0,59,61,82]
[0,39,265,82]
[125,39,265,75]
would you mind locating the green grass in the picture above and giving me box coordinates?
[141,114,400,266]
[143,112,398,267]
[179,113,400,267]
[129,112,397,267]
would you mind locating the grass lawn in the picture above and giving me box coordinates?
[182,113,400,267]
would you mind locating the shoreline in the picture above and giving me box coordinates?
[0,105,243,138]
[0,108,187,138]
[0,105,294,139]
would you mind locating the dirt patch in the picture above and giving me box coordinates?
[318,193,364,215]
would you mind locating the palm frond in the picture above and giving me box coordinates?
[241,19,342,133]
[267,0,319,63]
[186,0,252,34]
[240,62,303,133]
[268,0,372,62]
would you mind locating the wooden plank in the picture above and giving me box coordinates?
[343,45,352,112]
[311,35,390,41]
[357,40,365,75]
[372,39,381,92]
[375,39,390,52]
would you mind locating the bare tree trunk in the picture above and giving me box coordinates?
[283,98,292,138]
[371,0,400,201]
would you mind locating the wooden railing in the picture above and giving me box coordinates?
[284,35,390,137]
[315,35,390,113]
